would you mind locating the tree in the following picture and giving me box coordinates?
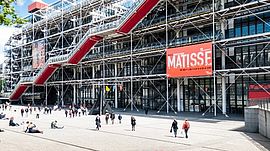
[0,0,25,25]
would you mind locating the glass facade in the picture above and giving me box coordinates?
[6,0,270,115]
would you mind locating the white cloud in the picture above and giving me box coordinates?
[0,26,17,64]
[32,0,45,3]
[16,0,24,6]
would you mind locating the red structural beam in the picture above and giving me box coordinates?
[9,84,29,100]
[35,64,61,85]
[68,35,103,64]
[117,0,159,34]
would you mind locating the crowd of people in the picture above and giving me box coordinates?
[65,105,88,118]
[1,102,191,139]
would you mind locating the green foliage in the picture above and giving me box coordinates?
[0,0,26,25]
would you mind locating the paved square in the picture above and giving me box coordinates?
[0,106,269,151]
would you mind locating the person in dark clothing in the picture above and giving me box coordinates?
[105,113,109,125]
[21,108,24,117]
[118,114,122,124]
[182,119,190,138]
[65,110,68,117]
[0,113,8,120]
[131,116,136,131]
[49,107,52,114]
[110,113,115,124]
[95,115,101,130]
[170,119,178,137]
[0,129,4,132]
[9,117,19,126]
[145,107,149,115]
[25,122,43,133]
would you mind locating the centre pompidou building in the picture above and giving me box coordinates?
[4,0,270,115]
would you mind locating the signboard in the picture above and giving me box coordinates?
[166,42,212,78]
[248,84,270,100]
[32,40,45,69]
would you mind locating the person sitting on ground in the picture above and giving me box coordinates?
[25,122,43,133]
[51,120,64,129]
[0,129,4,132]
[0,112,8,120]
[9,117,19,126]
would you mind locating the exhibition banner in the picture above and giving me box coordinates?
[166,42,212,78]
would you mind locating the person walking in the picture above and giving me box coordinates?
[95,115,101,130]
[110,113,115,124]
[131,116,136,131]
[20,108,24,117]
[118,114,122,124]
[170,119,178,137]
[65,110,68,117]
[182,119,190,138]
[105,113,109,125]
[36,108,40,119]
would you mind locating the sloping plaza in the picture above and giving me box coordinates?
[0,106,269,151]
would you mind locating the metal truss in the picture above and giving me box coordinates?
[5,0,270,115]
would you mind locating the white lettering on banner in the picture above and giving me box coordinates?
[167,48,212,69]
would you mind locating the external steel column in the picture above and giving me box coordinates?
[92,66,95,106]
[73,68,76,105]
[115,63,118,108]
[45,83,48,106]
[130,33,133,111]
[32,85,34,105]
[177,79,180,112]
[61,66,64,107]
[212,0,217,116]
[220,0,227,115]
[166,0,169,113]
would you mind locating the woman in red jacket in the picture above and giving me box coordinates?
[182,119,190,138]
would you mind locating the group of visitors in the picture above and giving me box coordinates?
[65,105,88,118]
[95,113,135,131]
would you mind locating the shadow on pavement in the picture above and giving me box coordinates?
[241,132,270,151]
[113,109,244,123]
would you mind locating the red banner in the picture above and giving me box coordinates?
[166,42,212,78]
[248,84,270,100]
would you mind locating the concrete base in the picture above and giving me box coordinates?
[245,106,270,139]
[245,106,259,133]
[259,109,270,139]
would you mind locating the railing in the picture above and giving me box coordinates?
[85,32,219,60]
[118,0,144,27]
[258,100,270,110]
